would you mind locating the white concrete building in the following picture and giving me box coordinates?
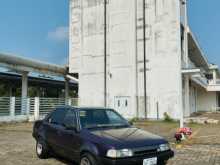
[69,0,220,120]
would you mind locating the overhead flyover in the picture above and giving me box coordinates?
[0,52,78,81]
[0,53,78,113]
[0,53,66,76]
[188,29,209,70]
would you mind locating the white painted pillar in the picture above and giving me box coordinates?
[68,98,72,106]
[21,72,28,114]
[22,72,28,98]
[65,79,70,105]
[195,87,198,113]
[10,97,15,120]
[180,78,184,128]
[213,70,217,84]
[184,75,190,117]
[26,98,30,116]
[9,86,13,97]
[34,97,40,120]
[180,0,189,128]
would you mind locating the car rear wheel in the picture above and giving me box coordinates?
[36,139,49,159]
[159,160,167,165]
[80,153,98,165]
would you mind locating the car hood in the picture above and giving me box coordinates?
[89,127,167,149]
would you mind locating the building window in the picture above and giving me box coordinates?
[72,0,80,8]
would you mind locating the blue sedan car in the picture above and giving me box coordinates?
[33,107,174,165]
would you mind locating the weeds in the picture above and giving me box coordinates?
[163,112,174,122]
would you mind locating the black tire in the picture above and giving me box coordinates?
[36,139,49,159]
[80,153,98,165]
[159,161,167,165]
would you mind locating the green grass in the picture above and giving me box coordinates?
[134,120,179,128]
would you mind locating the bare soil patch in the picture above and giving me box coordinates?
[0,113,219,165]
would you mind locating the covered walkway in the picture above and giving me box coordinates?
[0,52,79,114]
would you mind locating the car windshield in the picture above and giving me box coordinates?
[79,109,130,129]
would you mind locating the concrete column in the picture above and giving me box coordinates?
[184,75,190,117]
[26,98,30,116]
[22,72,28,98]
[213,70,217,84]
[36,87,40,97]
[21,72,28,114]
[68,98,72,106]
[180,0,189,128]
[9,86,13,97]
[34,97,40,120]
[10,97,15,120]
[195,87,198,113]
[65,79,70,104]
[183,0,189,127]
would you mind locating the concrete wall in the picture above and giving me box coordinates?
[107,0,137,118]
[197,89,217,112]
[69,0,183,119]
[70,0,106,106]
[136,0,182,119]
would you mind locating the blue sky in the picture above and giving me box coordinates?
[0,1,219,66]
[188,0,220,66]
[0,0,69,65]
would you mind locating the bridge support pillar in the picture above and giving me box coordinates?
[21,72,28,114]
[65,78,69,105]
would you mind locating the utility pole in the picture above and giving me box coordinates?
[143,0,147,118]
[104,0,107,107]
[180,0,189,128]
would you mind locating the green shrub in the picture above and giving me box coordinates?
[163,112,174,122]
[129,117,139,125]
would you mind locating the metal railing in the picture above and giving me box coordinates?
[0,97,10,116]
[0,97,79,122]
[39,98,65,115]
[208,79,220,85]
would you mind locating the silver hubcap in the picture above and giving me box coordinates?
[37,142,43,155]
[80,157,90,165]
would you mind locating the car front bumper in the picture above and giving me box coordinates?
[99,150,174,165]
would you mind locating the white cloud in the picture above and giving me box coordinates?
[48,26,69,42]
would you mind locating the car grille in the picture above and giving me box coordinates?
[133,146,158,157]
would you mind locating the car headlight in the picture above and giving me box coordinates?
[106,149,133,158]
[158,143,170,152]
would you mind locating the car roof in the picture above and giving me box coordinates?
[55,105,113,111]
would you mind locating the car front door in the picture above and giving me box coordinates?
[58,109,81,162]
[44,108,67,154]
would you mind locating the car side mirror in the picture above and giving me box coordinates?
[64,123,77,132]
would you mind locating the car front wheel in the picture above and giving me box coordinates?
[36,139,49,159]
[80,153,98,165]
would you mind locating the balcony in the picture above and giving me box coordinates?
[191,74,208,89]
[207,79,220,91]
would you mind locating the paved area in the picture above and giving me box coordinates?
[169,145,220,165]
[0,114,220,165]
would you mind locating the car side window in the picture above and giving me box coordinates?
[106,110,125,124]
[49,108,66,125]
[63,109,77,128]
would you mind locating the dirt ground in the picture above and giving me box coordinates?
[0,113,220,165]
